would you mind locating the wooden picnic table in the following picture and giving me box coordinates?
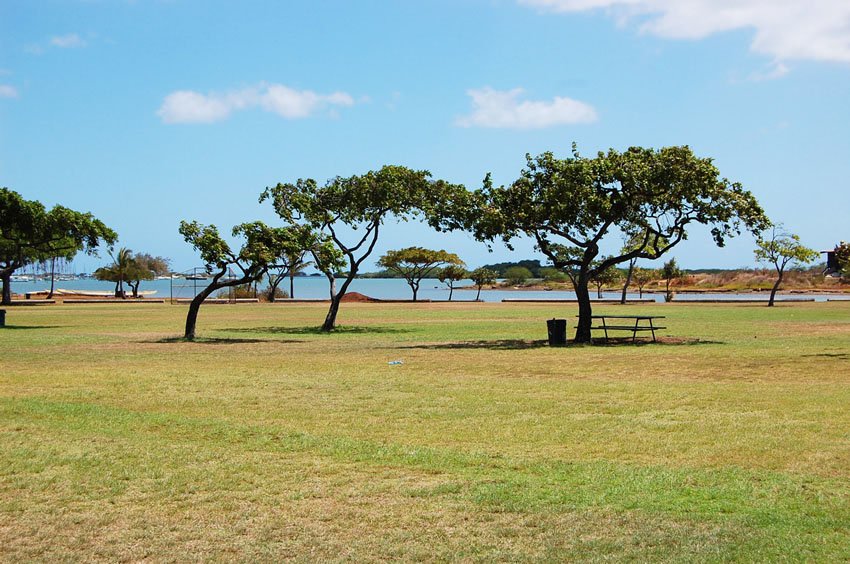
[583,314,666,343]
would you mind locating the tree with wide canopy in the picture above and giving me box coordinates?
[261,165,466,331]
[466,145,769,342]
[378,247,464,301]
[179,220,308,340]
[0,188,116,304]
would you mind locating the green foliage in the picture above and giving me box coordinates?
[0,187,116,302]
[437,264,469,301]
[378,247,464,300]
[261,166,468,327]
[755,227,818,271]
[478,259,543,277]
[469,267,498,301]
[504,266,533,285]
[632,267,659,297]
[462,145,768,341]
[661,258,682,302]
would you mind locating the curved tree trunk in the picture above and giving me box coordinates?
[448,284,454,301]
[620,259,635,304]
[475,286,482,301]
[411,281,419,301]
[322,272,351,332]
[574,271,593,343]
[1,271,12,305]
[184,273,253,339]
[768,271,783,307]
[129,281,140,298]
[268,274,284,302]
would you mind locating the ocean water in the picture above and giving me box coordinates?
[9,277,847,302]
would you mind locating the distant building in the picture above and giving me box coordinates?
[822,246,842,276]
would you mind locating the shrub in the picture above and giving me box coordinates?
[504,266,533,285]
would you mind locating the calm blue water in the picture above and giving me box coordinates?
[9,277,848,302]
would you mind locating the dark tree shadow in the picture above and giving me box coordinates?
[402,339,550,350]
[151,336,302,345]
[223,325,411,335]
[0,325,69,330]
[588,337,725,346]
[801,352,849,360]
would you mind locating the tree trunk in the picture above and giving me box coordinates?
[47,257,56,299]
[321,272,350,332]
[129,281,140,298]
[620,259,635,304]
[448,284,454,301]
[475,286,482,301]
[1,271,12,305]
[768,271,783,307]
[184,285,219,340]
[596,283,603,299]
[290,273,295,299]
[412,281,419,301]
[269,275,283,302]
[574,271,593,343]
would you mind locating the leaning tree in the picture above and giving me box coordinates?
[754,225,818,307]
[378,247,464,301]
[0,188,116,304]
[261,166,466,331]
[179,220,306,340]
[467,145,769,342]
[438,264,469,301]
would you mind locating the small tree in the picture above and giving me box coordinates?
[755,226,819,306]
[1,188,116,304]
[504,266,532,285]
[438,264,468,301]
[179,220,305,340]
[378,247,464,301]
[661,258,682,302]
[94,247,137,298]
[632,267,658,298]
[267,250,311,302]
[620,229,665,303]
[130,253,170,298]
[470,267,497,301]
[590,262,621,299]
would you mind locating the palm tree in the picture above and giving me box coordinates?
[94,247,135,298]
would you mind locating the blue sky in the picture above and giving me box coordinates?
[2,0,849,272]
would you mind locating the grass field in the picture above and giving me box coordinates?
[1,301,849,561]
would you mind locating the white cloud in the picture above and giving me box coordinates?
[157,83,357,124]
[519,0,850,65]
[456,87,598,129]
[0,85,18,98]
[50,33,87,48]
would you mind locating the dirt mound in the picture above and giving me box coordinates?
[340,292,379,303]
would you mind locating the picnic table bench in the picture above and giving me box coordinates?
[584,315,666,343]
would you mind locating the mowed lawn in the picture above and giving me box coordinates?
[1,301,849,561]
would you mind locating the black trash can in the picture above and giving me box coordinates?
[0,309,5,328]
[547,318,567,346]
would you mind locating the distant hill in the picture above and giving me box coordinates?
[479,260,543,277]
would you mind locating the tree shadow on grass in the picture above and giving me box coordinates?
[0,325,68,330]
[223,325,411,336]
[801,352,849,360]
[152,336,302,345]
[588,337,725,346]
[402,339,550,350]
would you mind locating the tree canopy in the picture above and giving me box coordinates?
[755,226,818,306]
[464,145,769,342]
[0,188,117,304]
[378,247,464,301]
[261,165,466,330]
[179,220,307,339]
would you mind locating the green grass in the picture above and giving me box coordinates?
[1,301,849,561]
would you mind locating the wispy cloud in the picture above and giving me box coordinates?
[519,0,850,66]
[157,83,357,124]
[0,85,19,99]
[50,33,87,49]
[456,87,597,129]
